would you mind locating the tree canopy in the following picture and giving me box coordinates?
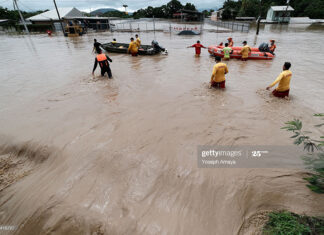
[0,7,47,22]
[133,0,198,19]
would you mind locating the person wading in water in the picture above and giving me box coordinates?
[209,56,229,89]
[240,41,251,61]
[222,43,233,60]
[187,40,206,57]
[128,38,138,56]
[266,62,292,98]
[92,49,113,79]
[93,39,102,54]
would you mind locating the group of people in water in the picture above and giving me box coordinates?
[210,55,292,98]
[188,37,277,60]
[92,35,291,98]
[203,37,291,98]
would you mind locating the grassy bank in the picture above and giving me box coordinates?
[263,211,324,235]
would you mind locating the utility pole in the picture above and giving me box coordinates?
[53,0,65,35]
[13,0,29,34]
[256,0,262,35]
[123,4,128,14]
[284,0,290,23]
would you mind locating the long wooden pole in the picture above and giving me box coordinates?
[53,0,65,35]
[13,0,29,34]
[256,0,262,35]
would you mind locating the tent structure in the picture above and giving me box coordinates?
[27,7,83,24]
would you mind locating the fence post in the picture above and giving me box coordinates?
[153,16,156,34]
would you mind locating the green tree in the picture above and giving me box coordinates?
[303,0,324,19]
[238,0,260,17]
[184,3,196,11]
[221,0,242,20]
[282,113,324,193]
[166,0,183,17]
[102,10,131,18]
[0,7,47,22]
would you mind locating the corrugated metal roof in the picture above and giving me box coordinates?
[271,6,294,11]
[27,7,83,21]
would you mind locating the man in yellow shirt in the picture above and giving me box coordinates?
[128,37,138,56]
[135,34,141,48]
[240,41,251,61]
[209,56,229,89]
[266,62,292,98]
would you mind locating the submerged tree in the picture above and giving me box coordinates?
[282,113,324,193]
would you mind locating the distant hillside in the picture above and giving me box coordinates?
[90,8,120,16]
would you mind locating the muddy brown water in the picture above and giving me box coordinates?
[0,23,324,234]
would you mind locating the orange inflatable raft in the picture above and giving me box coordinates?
[208,45,275,60]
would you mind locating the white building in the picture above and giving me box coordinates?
[265,6,294,23]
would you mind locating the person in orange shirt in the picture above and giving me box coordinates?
[187,40,206,57]
[209,56,229,89]
[269,39,276,54]
[266,62,292,98]
[92,49,113,78]
[227,37,234,47]
[128,37,138,56]
[240,41,251,61]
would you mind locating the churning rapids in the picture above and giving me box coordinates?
[0,23,324,234]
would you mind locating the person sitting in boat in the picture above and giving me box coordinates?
[92,49,113,79]
[240,41,251,61]
[93,39,102,54]
[209,56,229,89]
[266,62,292,98]
[269,40,276,54]
[128,38,138,56]
[111,38,117,44]
[152,40,165,53]
[222,43,233,60]
[135,34,141,48]
[258,42,270,52]
[187,40,206,57]
[227,37,234,47]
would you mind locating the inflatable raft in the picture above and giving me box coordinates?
[208,45,275,60]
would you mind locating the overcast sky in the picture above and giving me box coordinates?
[0,0,226,12]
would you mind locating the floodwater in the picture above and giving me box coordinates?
[0,22,324,234]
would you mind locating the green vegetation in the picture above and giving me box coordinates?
[221,0,324,19]
[0,7,47,22]
[263,211,324,235]
[133,0,206,19]
[202,9,215,18]
[101,10,132,18]
[282,114,324,193]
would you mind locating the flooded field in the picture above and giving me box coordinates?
[0,22,324,234]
